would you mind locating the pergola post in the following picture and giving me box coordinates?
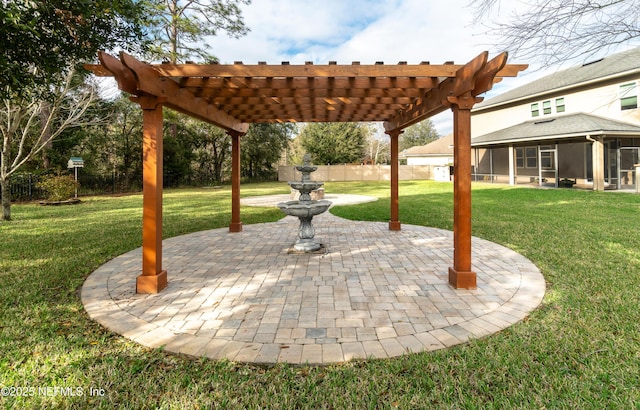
[448,94,477,289]
[134,95,168,294]
[229,130,244,232]
[387,129,402,231]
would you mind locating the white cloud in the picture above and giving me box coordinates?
[213,0,494,65]
[207,0,539,135]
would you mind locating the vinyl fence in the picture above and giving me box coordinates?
[278,164,441,182]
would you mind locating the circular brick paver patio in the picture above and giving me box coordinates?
[81,203,545,365]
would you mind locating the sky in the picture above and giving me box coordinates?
[205,0,540,136]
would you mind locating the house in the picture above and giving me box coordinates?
[399,134,454,181]
[400,133,454,166]
[470,47,640,190]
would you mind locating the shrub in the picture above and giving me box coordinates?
[558,178,576,188]
[37,174,78,201]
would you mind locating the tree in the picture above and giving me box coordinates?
[131,0,252,184]
[399,119,440,151]
[144,0,251,63]
[471,0,640,66]
[40,98,109,174]
[365,135,389,165]
[298,123,368,165]
[241,123,296,181]
[1,0,146,100]
[363,123,389,164]
[1,70,98,220]
[1,0,148,220]
[187,120,231,185]
[284,132,305,166]
[76,95,144,190]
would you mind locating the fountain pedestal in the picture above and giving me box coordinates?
[278,200,332,251]
[277,154,332,252]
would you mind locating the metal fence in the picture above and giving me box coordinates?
[2,169,279,202]
[1,172,145,202]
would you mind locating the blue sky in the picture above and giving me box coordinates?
[209,0,541,135]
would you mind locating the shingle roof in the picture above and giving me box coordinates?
[472,113,640,146]
[474,47,640,110]
[400,133,453,157]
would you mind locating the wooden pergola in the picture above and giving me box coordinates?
[86,51,526,294]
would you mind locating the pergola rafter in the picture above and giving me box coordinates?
[86,50,526,294]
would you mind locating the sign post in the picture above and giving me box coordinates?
[67,157,84,198]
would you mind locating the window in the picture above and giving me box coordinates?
[531,103,539,117]
[620,82,637,110]
[540,152,553,169]
[543,100,552,115]
[516,148,524,167]
[516,147,538,168]
[516,146,540,168]
[525,147,537,168]
[555,98,565,113]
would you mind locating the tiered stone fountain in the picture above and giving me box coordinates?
[278,154,332,252]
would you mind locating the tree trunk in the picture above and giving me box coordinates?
[1,176,11,221]
[211,141,225,184]
[40,101,53,169]
[170,0,179,63]
[1,131,12,221]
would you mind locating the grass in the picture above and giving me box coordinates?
[1,181,639,408]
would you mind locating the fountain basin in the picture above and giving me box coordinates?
[277,200,331,218]
[295,165,318,173]
[288,181,324,192]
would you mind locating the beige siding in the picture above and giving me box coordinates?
[406,156,453,166]
[472,75,640,138]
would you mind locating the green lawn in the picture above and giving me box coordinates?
[1,181,639,408]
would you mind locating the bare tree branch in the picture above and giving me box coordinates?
[470,0,640,66]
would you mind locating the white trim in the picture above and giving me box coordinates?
[508,145,515,185]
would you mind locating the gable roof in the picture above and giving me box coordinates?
[401,133,453,157]
[474,47,640,111]
[472,113,640,146]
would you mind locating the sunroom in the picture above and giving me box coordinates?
[471,113,640,190]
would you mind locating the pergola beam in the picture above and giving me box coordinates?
[383,52,516,133]
[181,76,440,92]
[113,52,249,134]
[153,64,461,78]
[149,62,526,79]
[218,97,411,109]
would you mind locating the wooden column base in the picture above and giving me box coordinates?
[388,221,401,231]
[229,222,243,232]
[136,270,168,294]
[448,267,476,289]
